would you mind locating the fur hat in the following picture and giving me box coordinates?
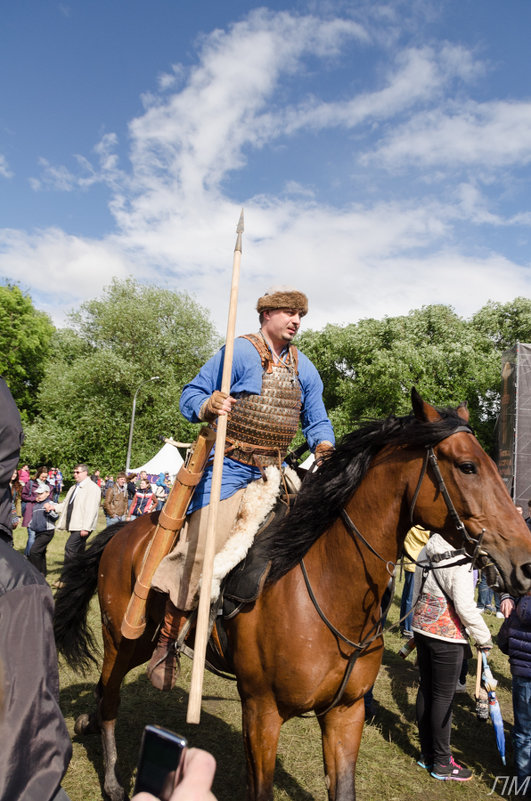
[256,285,308,317]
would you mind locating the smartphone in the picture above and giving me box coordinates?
[133,725,187,801]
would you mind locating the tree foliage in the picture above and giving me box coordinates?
[298,303,524,452]
[471,297,531,352]
[0,283,54,421]
[22,279,220,475]
[14,284,531,472]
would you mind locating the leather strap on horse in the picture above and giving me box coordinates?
[121,425,216,640]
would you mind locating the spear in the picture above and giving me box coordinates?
[187,209,244,724]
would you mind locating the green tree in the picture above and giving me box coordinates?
[0,283,54,421]
[298,304,500,450]
[22,279,220,476]
[471,297,531,351]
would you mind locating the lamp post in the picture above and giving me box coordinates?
[125,376,160,474]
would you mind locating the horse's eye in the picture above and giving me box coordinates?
[459,462,476,474]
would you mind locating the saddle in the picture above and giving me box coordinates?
[178,490,295,676]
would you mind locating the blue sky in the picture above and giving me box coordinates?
[1,0,531,336]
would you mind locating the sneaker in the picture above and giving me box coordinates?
[455,679,467,693]
[476,606,485,613]
[431,756,473,781]
[417,755,433,771]
[496,611,505,619]
[402,629,413,638]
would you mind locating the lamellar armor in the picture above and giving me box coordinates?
[223,333,302,468]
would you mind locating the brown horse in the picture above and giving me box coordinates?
[54,391,531,801]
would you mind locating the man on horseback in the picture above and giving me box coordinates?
[147,285,335,690]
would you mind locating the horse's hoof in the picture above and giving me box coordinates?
[104,783,127,801]
[74,712,99,736]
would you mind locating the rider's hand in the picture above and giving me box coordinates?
[132,748,217,801]
[199,391,236,422]
[314,441,334,465]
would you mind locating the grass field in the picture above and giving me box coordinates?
[14,513,517,801]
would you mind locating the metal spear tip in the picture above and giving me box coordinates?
[234,208,244,252]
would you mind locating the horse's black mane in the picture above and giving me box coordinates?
[261,405,470,584]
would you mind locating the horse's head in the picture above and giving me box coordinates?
[409,388,531,596]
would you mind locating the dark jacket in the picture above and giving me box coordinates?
[30,500,59,533]
[0,541,72,800]
[0,379,24,540]
[498,594,531,679]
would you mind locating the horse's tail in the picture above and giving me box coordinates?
[53,522,125,673]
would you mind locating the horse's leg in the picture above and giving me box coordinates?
[96,628,142,801]
[318,700,365,801]
[241,697,282,801]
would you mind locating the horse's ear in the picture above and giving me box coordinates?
[411,387,442,422]
[456,401,469,423]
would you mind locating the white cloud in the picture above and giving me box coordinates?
[2,5,531,342]
[366,99,531,169]
[0,155,13,179]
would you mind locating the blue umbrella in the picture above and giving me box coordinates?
[482,652,506,765]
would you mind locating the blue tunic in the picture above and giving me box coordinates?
[181,336,334,512]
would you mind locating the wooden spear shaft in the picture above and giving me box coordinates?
[187,209,244,724]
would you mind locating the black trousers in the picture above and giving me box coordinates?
[64,529,90,563]
[415,632,465,764]
[28,529,55,576]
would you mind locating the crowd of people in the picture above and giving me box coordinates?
[7,464,175,583]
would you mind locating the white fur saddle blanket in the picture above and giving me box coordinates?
[206,465,300,602]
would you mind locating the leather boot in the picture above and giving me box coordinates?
[147,598,187,691]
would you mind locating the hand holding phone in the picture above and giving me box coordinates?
[133,725,187,801]
[132,745,217,801]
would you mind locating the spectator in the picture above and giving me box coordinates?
[21,466,49,556]
[400,525,430,638]
[103,472,128,526]
[91,469,102,488]
[0,379,24,546]
[17,464,30,486]
[154,474,171,511]
[49,464,101,584]
[136,470,150,489]
[412,531,492,781]
[127,473,138,509]
[127,478,157,520]
[28,484,58,577]
[476,571,504,618]
[53,468,63,503]
[525,500,531,534]
[9,469,22,535]
[498,592,531,788]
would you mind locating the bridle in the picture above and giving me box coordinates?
[408,425,489,569]
[300,422,492,716]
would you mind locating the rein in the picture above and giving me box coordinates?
[300,421,490,715]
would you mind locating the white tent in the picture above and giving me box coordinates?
[131,442,184,480]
